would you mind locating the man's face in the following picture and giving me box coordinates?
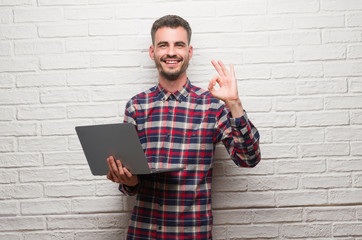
[149,27,193,81]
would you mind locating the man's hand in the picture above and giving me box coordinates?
[106,156,138,187]
[208,60,244,117]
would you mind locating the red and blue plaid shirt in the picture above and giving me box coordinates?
[121,79,260,239]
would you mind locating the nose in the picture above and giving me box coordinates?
[167,46,175,56]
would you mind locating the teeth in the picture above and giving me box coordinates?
[166,61,178,64]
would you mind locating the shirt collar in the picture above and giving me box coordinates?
[155,78,192,103]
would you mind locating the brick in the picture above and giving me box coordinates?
[234,65,271,80]
[248,176,298,191]
[276,97,323,111]
[277,159,326,174]
[282,224,331,238]
[297,78,347,95]
[90,53,140,68]
[260,144,297,159]
[216,0,267,16]
[14,40,63,55]
[47,215,98,230]
[18,137,67,152]
[0,138,14,152]
[326,127,362,141]
[43,152,86,166]
[0,9,12,24]
[16,73,65,87]
[67,70,120,86]
[238,80,295,96]
[0,153,41,167]
[0,217,45,231]
[322,0,362,10]
[216,33,268,47]
[323,29,362,43]
[296,45,346,61]
[72,197,124,213]
[302,175,351,189]
[95,182,123,196]
[325,96,362,109]
[65,7,113,20]
[330,189,362,204]
[38,23,88,38]
[0,169,17,183]
[295,14,345,28]
[244,48,293,64]
[0,201,18,216]
[67,103,117,118]
[300,143,350,157]
[251,113,295,128]
[0,234,19,240]
[0,122,37,136]
[20,168,69,182]
[38,0,87,6]
[40,54,89,70]
[273,63,323,78]
[0,107,15,121]
[216,160,274,176]
[276,191,328,206]
[228,225,278,239]
[213,192,275,209]
[41,88,89,103]
[0,58,37,72]
[213,177,247,192]
[0,0,33,5]
[192,18,242,34]
[92,85,153,102]
[0,41,11,55]
[347,13,362,27]
[328,159,362,172]
[89,21,138,36]
[269,0,319,13]
[45,183,94,197]
[75,231,123,240]
[352,142,362,156]
[97,213,131,228]
[270,30,321,46]
[0,90,38,105]
[274,128,324,143]
[252,208,302,223]
[242,98,272,112]
[0,73,14,88]
[298,111,349,127]
[0,184,43,200]
[17,106,66,120]
[14,8,62,22]
[0,25,37,39]
[23,232,73,240]
[213,209,251,225]
[350,78,362,92]
[42,119,92,136]
[348,45,362,59]
[333,223,362,237]
[117,35,150,50]
[351,111,362,124]
[21,199,70,215]
[306,207,355,222]
[243,16,293,31]
[66,38,115,52]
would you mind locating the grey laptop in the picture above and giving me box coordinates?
[75,123,184,175]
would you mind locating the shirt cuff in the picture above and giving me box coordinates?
[119,183,139,196]
[228,111,251,135]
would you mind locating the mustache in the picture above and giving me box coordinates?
[161,55,183,61]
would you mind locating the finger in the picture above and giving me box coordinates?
[230,63,235,77]
[211,60,225,77]
[116,160,126,183]
[107,156,120,182]
[217,60,229,76]
[123,167,133,178]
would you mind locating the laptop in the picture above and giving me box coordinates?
[75,123,184,175]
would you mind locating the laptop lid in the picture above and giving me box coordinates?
[75,123,184,175]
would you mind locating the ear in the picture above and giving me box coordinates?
[149,45,155,60]
[188,45,193,60]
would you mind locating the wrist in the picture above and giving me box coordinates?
[225,98,244,118]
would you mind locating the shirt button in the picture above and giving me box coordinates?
[158,226,162,231]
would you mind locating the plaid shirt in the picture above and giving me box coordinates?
[120,79,260,239]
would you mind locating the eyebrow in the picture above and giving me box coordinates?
[156,41,187,47]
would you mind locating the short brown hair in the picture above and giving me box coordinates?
[151,15,192,45]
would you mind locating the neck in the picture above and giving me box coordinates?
[158,73,188,93]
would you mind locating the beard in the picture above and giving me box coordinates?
[154,55,190,81]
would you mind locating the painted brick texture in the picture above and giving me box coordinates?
[0,0,362,239]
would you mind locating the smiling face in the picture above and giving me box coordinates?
[149,27,193,82]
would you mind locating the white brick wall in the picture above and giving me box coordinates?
[0,0,361,239]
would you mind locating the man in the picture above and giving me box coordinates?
[106,15,260,239]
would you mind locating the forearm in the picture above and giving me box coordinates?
[225,98,244,118]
